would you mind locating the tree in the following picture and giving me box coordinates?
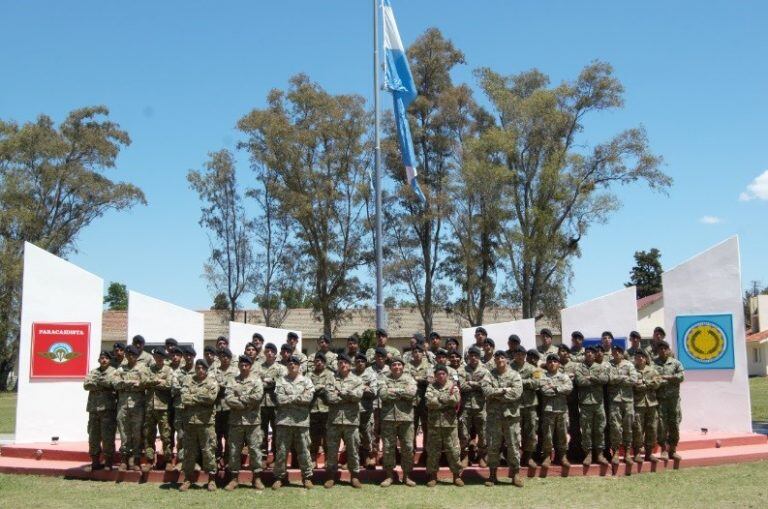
[104,282,128,310]
[238,75,372,337]
[211,292,230,311]
[474,62,671,318]
[188,150,254,322]
[626,248,663,298]
[0,106,145,389]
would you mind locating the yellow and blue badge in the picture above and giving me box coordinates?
[674,314,734,370]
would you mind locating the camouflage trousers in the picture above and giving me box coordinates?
[326,424,360,473]
[309,412,328,458]
[541,411,568,452]
[608,400,635,449]
[579,403,606,451]
[144,408,171,461]
[117,404,144,458]
[260,407,277,457]
[381,420,414,474]
[182,423,216,477]
[458,407,486,455]
[657,398,681,449]
[173,410,185,463]
[520,406,538,453]
[88,410,116,457]
[486,415,521,470]
[358,410,374,454]
[273,425,313,480]
[632,406,658,451]
[228,424,263,473]
[426,426,461,475]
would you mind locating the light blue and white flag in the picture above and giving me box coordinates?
[382,0,426,204]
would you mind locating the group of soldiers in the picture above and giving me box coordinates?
[83,325,684,491]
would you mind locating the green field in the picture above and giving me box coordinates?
[0,391,16,434]
[750,376,768,421]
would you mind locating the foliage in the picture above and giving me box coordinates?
[211,292,230,311]
[626,248,663,298]
[104,282,128,311]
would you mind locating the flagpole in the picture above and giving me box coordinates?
[374,0,385,330]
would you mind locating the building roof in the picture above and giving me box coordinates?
[746,330,768,344]
[636,292,663,310]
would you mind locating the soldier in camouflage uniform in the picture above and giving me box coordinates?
[539,354,573,467]
[171,345,195,469]
[448,350,463,372]
[272,355,315,490]
[224,355,265,491]
[346,334,361,360]
[309,352,335,467]
[250,332,267,364]
[626,331,643,360]
[537,328,559,358]
[600,331,615,357]
[434,348,458,380]
[83,350,117,471]
[131,335,153,368]
[317,336,338,373]
[378,355,418,488]
[110,342,126,369]
[458,346,488,467]
[569,331,586,364]
[354,352,378,468]
[204,346,218,371]
[114,345,149,471]
[244,342,258,365]
[424,364,464,487]
[259,343,286,466]
[406,343,432,463]
[511,345,541,469]
[366,348,390,467]
[654,341,684,460]
[286,332,308,375]
[632,350,661,463]
[143,347,174,472]
[574,346,610,466]
[445,337,462,364]
[505,334,522,359]
[482,350,524,487]
[480,338,496,368]
[366,328,399,364]
[178,359,219,492]
[323,354,364,489]
[558,344,583,463]
[212,347,239,464]
[607,345,638,466]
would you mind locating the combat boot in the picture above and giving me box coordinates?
[179,480,192,492]
[611,451,620,466]
[128,456,141,472]
[380,469,394,487]
[365,452,377,469]
[324,471,335,489]
[484,467,497,487]
[271,479,283,490]
[510,468,524,488]
[558,453,570,468]
[459,450,469,468]
[224,471,239,491]
[595,450,609,466]
[522,451,536,469]
[165,461,175,472]
[84,455,103,472]
[403,473,416,487]
[582,454,592,467]
[426,473,437,488]
[350,474,362,489]
[206,475,217,492]
[669,449,682,461]
[141,460,152,474]
[252,475,265,490]
[645,453,659,463]
[624,453,634,465]
[477,455,488,468]
[659,445,668,460]
[303,478,314,489]
[540,449,552,468]
[453,475,464,487]
[118,454,128,472]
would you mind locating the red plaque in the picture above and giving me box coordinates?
[30,322,90,379]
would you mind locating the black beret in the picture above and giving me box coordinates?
[571,331,584,340]
[584,346,597,353]
[526,349,540,359]
[152,347,167,358]
[168,346,182,355]
[264,342,277,353]
[217,347,233,358]
[557,344,571,353]
[484,338,495,348]
[195,359,209,370]
[634,349,649,359]
[132,335,145,345]
[595,345,605,353]
[165,337,178,347]
[337,353,352,364]
[347,335,360,343]
[374,347,388,357]
[435,348,448,356]
[540,328,552,338]
[448,350,461,357]
[99,350,113,360]
[446,337,459,345]
[288,355,302,365]
[238,355,252,365]
[513,345,527,355]
[611,344,624,353]
[318,335,330,343]
[413,333,425,342]
[216,335,229,344]
[125,345,139,356]
[475,327,487,335]
[654,327,666,336]
[244,342,256,350]
[287,331,299,340]
[204,346,216,354]
[355,353,368,362]
[314,352,327,363]
[546,354,559,362]
[389,354,404,365]
[113,342,126,351]
[376,328,388,336]
[602,331,614,340]
[467,346,482,356]
[280,344,293,352]
[629,331,641,339]
[493,350,507,358]
[508,334,521,343]
[252,332,265,342]
[434,364,448,373]
[183,345,197,356]
[429,331,441,339]
[657,340,670,349]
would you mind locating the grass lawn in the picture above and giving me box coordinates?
[749,376,768,421]
[0,461,766,509]
[0,391,16,434]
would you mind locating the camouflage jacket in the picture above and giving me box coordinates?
[365,364,389,410]
[259,361,287,408]
[633,365,662,407]
[225,374,264,426]
[378,372,417,422]
[539,371,573,413]
[326,372,364,426]
[211,364,239,411]
[481,368,523,420]
[574,362,609,405]
[83,366,116,412]
[171,364,194,410]
[537,344,559,357]
[569,346,585,364]
[654,357,684,400]
[114,363,150,409]
[136,350,153,368]
[309,368,336,413]
[355,367,379,413]
[180,374,219,425]
[145,363,174,411]
[425,381,460,428]
[365,345,399,365]
[607,359,638,403]
[511,360,542,408]
[458,363,488,411]
[319,350,338,373]
[406,359,433,408]
[275,374,314,427]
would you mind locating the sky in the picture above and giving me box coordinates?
[1,0,767,312]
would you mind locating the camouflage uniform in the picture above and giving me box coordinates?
[481,367,524,470]
[273,373,315,481]
[225,373,265,474]
[511,360,542,458]
[136,349,153,368]
[212,364,239,461]
[171,364,193,464]
[654,356,684,451]
[405,358,433,452]
[569,346,585,364]
[83,365,117,460]
[378,372,418,475]
[458,362,489,460]
[366,363,390,458]
[259,360,287,459]
[144,362,174,463]
[574,361,609,453]
[561,360,583,461]
[607,357,638,451]
[114,362,149,463]
[320,350,338,373]
[632,364,662,454]
[325,372,364,474]
[537,344,559,358]
[356,366,379,459]
[365,345,399,365]
[539,370,573,455]
[424,379,462,476]
[309,368,335,461]
[180,374,219,478]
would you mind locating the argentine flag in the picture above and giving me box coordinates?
[382,0,426,204]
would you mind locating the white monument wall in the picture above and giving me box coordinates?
[228,322,303,357]
[15,243,104,443]
[662,236,752,433]
[127,290,204,354]
[461,319,537,352]
[561,286,638,343]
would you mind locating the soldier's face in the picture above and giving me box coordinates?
[375,354,386,367]
[354,359,366,371]
[217,340,227,350]
[494,355,507,369]
[377,334,387,345]
[572,337,583,347]
[314,358,326,371]
[318,340,329,351]
[245,346,256,358]
[412,349,422,362]
[542,335,552,346]
[287,362,300,376]
[205,352,215,363]
[287,338,297,349]
[219,355,231,368]
[635,355,647,369]
[513,352,525,364]
[347,341,358,353]
[585,351,595,363]
[508,341,520,351]
[475,332,486,344]
[435,370,448,385]
[172,353,182,365]
[338,360,350,376]
[153,354,164,366]
[430,337,440,348]
[449,354,461,368]
[658,347,669,360]
[183,354,195,366]
[468,353,479,367]
[601,336,612,349]
[558,352,569,364]
[546,360,559,373]
[126,353,137,364]
[280,350,291,362]
[483,344,493,355]
[436,355,448,366]
[99,355,110,368]
[239,362,251,377]
[114,349,125,360]
[195,364,207,378]
[265,349,276,362]
[611,350,622,361]
[526,355,538,366]
[390,362,403,376]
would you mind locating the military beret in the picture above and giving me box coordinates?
[571,331,584,340]
[195,359,209,370]
[413,333,425,342]
[507,334,521,344]
[546,354,559,363]
[584,346,597,353]
[264,342,277,353]
[347,335,360,343]
[434,364,448,373]
[602,331,614,340]
[204,346,216,354]
[484,338,495,348]
[557,344,571,353]
[493,350,507,358]
[657,340,670,349]
[526,349,540,359]
[429,331,441,339]
[611,344,624,353]
[314,352,327,363]
[475,327,487,335]
[288,355,302,365]
[355,353,368,362]
[448,351,461,357]
[286,331,299,341]
[252,332,265,342]
[152,347,167,358]
[99,350,113,360]
[513,345,527,355]
[337,353,352,364]
[634,349,649,359]
[390,354,404,365]
[113,342,126,351]
[216,335,229,344]
[654,326,666,336]
[318,335,330,344]
[183,345,196,356]
[165,337,178,347]
[217,347,233,358]
[280,344,293,352]
[540,328,553,338]
[412,342,425,351]
[168,346,182,355]
[375,347,388,357]
[376,328,388,337]
[132,335,146,345]
[595,345,605,353]
[467,346,482,356]
[435,348,448,357]
[629,331,641,339]
[125,345,140,356]
[238,355,252,365]
[446,337,459,346]
[244,342,256,350]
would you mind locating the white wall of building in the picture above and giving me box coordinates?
[662,236,752,433]
[228,322,303,357]
[16,243,104,443]
[637,298,665,339]
[461,319,537,352]
[561,287,638,343]
[747,343,767,377]
[127,291,204,355]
